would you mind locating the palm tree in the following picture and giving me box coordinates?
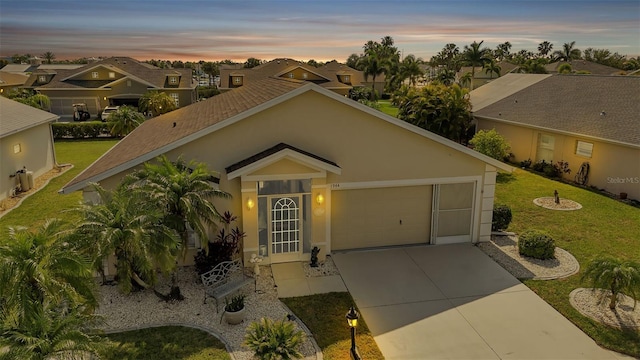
[122,155,231,257]
[358,51,388,101]
[483,60,502,79]
[537,41,553,58]
[553,41,581,62]
[201,61,218,86]
[138,90,176,116]
[0,219,97,321]
[40,51,55,64]
[582,257,640,310]
[400,54,424,86]
[74,184,180,294]
[0,305,104,360]
[495,42,512,62]
[107,105,145,137]
[462,40,491,90]
[458,72,472,88]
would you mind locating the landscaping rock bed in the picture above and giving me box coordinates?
[533,197,582,210]
[96,266,318,360]
[570,288,640,329]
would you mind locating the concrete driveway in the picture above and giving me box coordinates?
[332,244,614,360]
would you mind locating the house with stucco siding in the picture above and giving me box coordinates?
[61,77,511,271]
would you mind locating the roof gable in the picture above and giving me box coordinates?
[470,74,551,111]
[61,77,511,193]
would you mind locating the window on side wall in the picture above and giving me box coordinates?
[92,72,99,79]
[109,72,115,79]
[575,141,593,158]
[38,75,47,83]
[170,93,179,107]
[169,76,178,84]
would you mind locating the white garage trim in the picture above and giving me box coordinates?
[329,176,482,191]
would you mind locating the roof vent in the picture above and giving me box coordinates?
[600,111,606,117]
[173,122,177,128]
[514,99,518,103]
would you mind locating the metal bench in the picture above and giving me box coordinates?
[201,258,253,312]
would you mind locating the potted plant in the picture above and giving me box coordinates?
[222,294,246,325]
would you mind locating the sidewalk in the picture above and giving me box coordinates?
[271,262,347,298]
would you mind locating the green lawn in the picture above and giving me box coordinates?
[99,326,230,360]
[0,139,118,230]
[495,169,640,357]
[376,100,399,117]
[282,292,384,360]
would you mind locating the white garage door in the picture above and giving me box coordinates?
[331,185,432,250]
[50,98,99,117]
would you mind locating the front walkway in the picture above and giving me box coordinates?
[271,261,347,298]
[332,244,615,360]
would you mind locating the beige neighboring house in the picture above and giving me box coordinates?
[544,60,623,75]
[0,71,29,95]
[61,77,510,272]
[471,73,640,200]
[219,58,384,96]
[0,97,58,202]
[458,61,520,88]
[22,57,196,119]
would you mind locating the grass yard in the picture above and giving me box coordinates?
[376,100,399,117]
[99,326,230,360]
[282,292,384,360]
[0,139,118,230]
[495,169,640,357]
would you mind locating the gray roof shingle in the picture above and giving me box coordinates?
[0,97,59,138]
[473,75,640,146]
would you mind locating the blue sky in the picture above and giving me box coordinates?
[1,0,638,62]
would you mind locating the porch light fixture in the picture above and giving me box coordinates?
[13,144,21,154]
[316,193,324,205]
[246,197,255,210]
[103,96,107,101]
[346,307,361,360]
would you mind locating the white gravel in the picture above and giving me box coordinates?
[96,266,318,360]
[570,288,640,329]
[478,234,579,280]
[303,255,340,277]
[533,197,582,211]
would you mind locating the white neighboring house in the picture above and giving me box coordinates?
[0,97,59,202]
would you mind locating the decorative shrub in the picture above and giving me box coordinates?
[224,294,245,312]
[244,317,304,360]
[52,122,111,139]
[469,129,511,161]
[518,230,555,260]
[532,160,571,179]
[194,211,245,275]
[492,204,512,231]
[520,158,532,169]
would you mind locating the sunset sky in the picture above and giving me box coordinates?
[1,0,638,63]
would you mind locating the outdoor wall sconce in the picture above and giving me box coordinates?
[316,193,324,205]
[246,197,255,210]
[13,144,21,154]
[103,96,107,101]
[346,307,361,360]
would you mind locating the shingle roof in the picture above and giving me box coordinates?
[226,143,339,173]
[545,60,622,75]
[473,75,640,146]
[470,74,551,112]
[0,97,59,138]
[0,71,29,86]
[62,77,306,192]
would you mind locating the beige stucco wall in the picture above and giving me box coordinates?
[86,90,495,267]
[0,123,55,201]
[477,118,640,200]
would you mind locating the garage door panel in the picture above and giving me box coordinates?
[331,186,432,250]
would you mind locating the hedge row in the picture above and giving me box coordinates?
[52,122,113,139]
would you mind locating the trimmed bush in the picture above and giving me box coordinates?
[52,122,111,139]
[492,204,512,231]
[469,129,511,161]
[518,230,555,260]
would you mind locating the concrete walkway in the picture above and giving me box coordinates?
[271,262,347,298]
[332,244,616,360]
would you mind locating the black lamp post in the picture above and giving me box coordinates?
[346,306,361,360]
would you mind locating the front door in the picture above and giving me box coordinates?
[270,195,302,263]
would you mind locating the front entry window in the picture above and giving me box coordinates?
[257,180,311,261]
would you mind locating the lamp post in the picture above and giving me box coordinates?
[346,306,361,360]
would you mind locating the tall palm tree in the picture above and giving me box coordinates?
[582,257,640,310]
[74,185,180,294]
[107,105,145,137]
[537,41,553,58]
[122,155,230,257]
[553,41,581,62]
[462,40,491,90]
[138,91,176,116]
[0,219,97,321]
[495,42,512,62]
[400,55,424,86]
[358,51,388,101]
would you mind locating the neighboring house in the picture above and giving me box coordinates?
[22,57,196,119]
[457,61,520,88]
[471,73,640,200]
[0,71,29,95]
[544,60,622,75]
[0,97,58,202]
[61,77,510,273]
[219,58,384,96]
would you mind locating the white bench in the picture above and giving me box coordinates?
[201,259,253,312]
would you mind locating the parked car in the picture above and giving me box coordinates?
[101,106,119,121]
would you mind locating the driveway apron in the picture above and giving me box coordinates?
[332,243,613,360]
